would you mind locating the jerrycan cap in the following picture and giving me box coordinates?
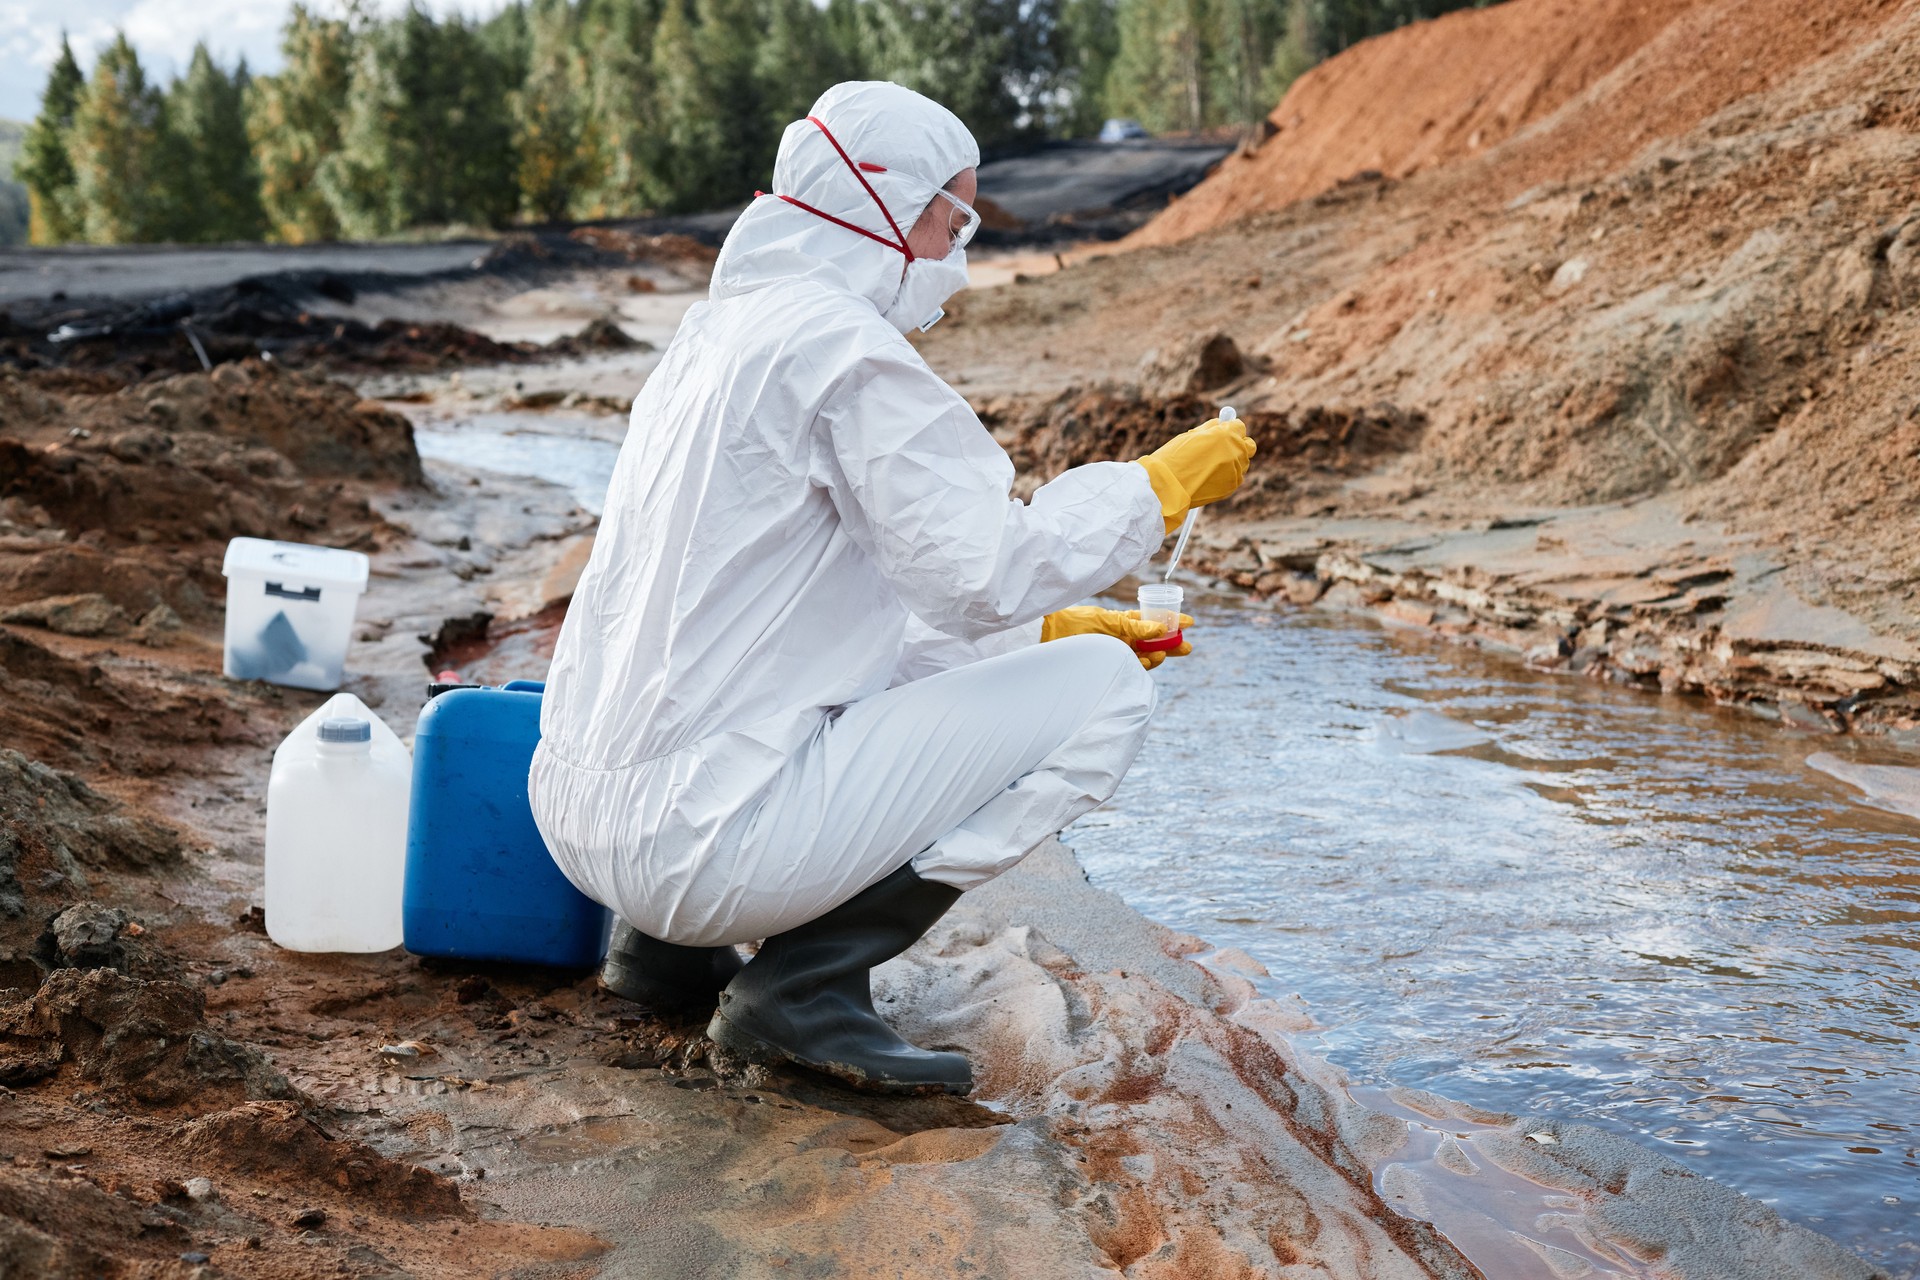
[318,717,372,743]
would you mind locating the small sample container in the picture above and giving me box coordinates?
[404,683,612,968]
[1136,583,1185,653]
[222,538,370,692]
[265,692,411,953]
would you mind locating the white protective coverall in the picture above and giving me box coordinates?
[528,82,1168,947]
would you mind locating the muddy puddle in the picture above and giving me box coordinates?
[1070,590,1920,1276]
[411,409,1915,1274]
[412,410,624,515]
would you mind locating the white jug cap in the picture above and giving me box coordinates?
[223,538,369,591]
[318,717,372,743]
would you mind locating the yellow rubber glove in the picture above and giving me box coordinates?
[1136,417,1258,533]
[1040,606,1196,671]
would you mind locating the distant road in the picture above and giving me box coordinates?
[0,140,1230,307]
[0,241,494,306]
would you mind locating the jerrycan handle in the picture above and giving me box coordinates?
[502,680,546,693]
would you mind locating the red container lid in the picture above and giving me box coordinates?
[1134,629,1184,655]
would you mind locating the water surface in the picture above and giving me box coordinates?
[1071,594,1919,1275]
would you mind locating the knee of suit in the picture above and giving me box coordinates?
[1045,631,1157,717]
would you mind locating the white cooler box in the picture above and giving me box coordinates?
[222,538,370,691]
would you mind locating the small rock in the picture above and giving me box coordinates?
[132,603,185,647]
[183,1177,217,1202]
[233,906,267,935]
[453,975,491,1004]
[1282,574,1327,606]
[43,1143,92,1160]
[207,970,228,986]
[180,1252,210,1264]
[50,903,135,971]
[0,593,131,637]
[1526,1131,1559,1145]
[290,1207,327,1228]
[376,1041,431,1061]
[1136,331,1246,397]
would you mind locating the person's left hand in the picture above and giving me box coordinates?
[1040,606,1195,670]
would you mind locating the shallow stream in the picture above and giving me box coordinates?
[410,414,1917,1274]
[1073,588,1919,1275]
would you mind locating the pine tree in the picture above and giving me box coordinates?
[320,6,519,237]
[248,6,354,242]
[577,0,667,217]
[18,35,86,244]
[514,0,600,221]
[170,45,269,242]
[862,0,1059,150]
[649,0,722,212]
[1106,0,1197,134]
[67,33,188,243]
[1058,0,1122,137]
[690,0,776,201]
[755,0,864,135]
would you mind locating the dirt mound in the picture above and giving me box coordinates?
[0,749,182,985]
[1136,0,1903,247]
[983,389,1425,516]
[0,626,272,777]
[0,360,416,670]
[567,226,720,276]
[927,0,1920,643]
[0,967,293,1107]
[178,1102,464,1216]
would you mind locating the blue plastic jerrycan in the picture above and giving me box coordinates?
[403,682,612,967]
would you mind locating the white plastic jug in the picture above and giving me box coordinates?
[264,692,411,952]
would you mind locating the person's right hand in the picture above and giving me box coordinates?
[1135,416,1257,533]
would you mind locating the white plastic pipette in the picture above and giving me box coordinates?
[1162,406,1234,582]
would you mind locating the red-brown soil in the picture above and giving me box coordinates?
[929,0,1920,672]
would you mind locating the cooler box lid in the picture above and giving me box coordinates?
[223,538,370,592]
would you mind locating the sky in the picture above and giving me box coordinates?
[0,0,514,122]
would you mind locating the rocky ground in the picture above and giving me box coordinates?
[4,3,1917,1269]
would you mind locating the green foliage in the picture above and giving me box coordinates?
[0,120,28,247]
[1106,0,1487,134]
[318,4,519,237]
[574,0,666,217]
[514,0,601,221]
[17,36,85,243]
[862,0,1065,149]
[248,6,354,242]
[170,45,270,241]
[68,34,189,243]
[14,0,1492,246]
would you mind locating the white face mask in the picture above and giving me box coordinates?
[883,243,969,334]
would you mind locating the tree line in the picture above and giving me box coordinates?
[17,0,1490,246]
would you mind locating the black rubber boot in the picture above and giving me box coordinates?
[706,863,972,1095]
[600,922,743,1014]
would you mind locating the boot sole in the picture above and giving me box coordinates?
[706,1011,970,1096]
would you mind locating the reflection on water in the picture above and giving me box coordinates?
[413,412,623,515]
[1071,598,1919,1275]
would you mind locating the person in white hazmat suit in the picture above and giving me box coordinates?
[529,81,1254,1094]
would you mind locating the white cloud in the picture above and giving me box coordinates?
[1,0,514,122]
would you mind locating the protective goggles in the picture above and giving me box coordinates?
[764,115,977,262]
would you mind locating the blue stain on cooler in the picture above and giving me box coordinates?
[403,682,612,967]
